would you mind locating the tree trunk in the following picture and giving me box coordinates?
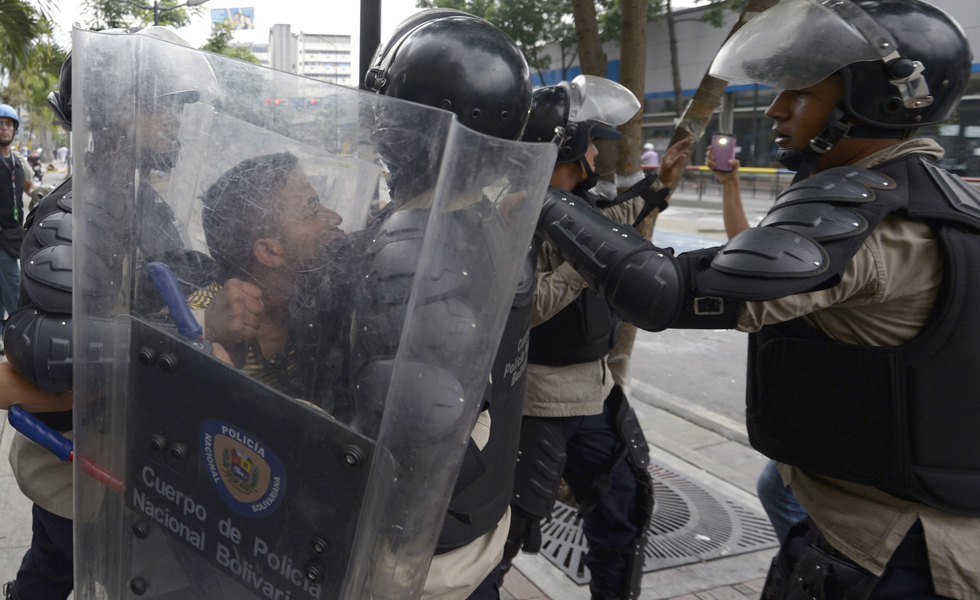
[667,0,683,118]
[570,0,606,77]
[607,0,781,390]
[571,0,617,180]
[616,0,646,185]
[668,0,779,148]
[606,0,651,388]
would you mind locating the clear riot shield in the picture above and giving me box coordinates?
[72,27,556,600]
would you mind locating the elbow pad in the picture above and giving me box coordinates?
[538,189,684,331]
[538,189,743,331]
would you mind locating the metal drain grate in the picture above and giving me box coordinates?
[539,463,779,583]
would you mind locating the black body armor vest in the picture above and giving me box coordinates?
[527,286,621,366]
[527,188,621,366]
[335,201,537,551]
[747,154,980,516]
[439,248,535,551]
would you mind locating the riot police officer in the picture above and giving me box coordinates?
[2,27,218,600]
[295,10,538,600]
[535,1,977,598]
[499,75,691,600]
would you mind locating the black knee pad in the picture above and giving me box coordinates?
[512,417,567,520]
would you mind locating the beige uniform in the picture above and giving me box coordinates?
[9,429,73,520]
[737,139,980,600]
[524,184,662,418]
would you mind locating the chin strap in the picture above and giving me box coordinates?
[571,157,601,197]
[777,106,853,184]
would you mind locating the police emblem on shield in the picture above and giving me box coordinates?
[201,419,287,518]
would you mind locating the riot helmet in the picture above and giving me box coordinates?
[47,52,71,131]
[522,75,639,195]
[365,9,532,141]
[522,75,640,164]
[709,0,972,180]
[82,27,217,171]
[0,104,19,130]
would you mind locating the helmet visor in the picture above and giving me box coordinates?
[565,74,640,127]
[708,0,884,90]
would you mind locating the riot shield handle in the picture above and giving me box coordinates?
[8,404,126,494]
[145,262,203,340]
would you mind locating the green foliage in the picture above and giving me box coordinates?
[692,0,750,27]
[202,22,259,63]
[0,0,49,72]
[597,0,664,42]
[415,0,577,80]
[598,0,745,39]
[82,0,206,30]
[0,0,66,124]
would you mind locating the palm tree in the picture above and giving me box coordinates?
[0,0,50,75]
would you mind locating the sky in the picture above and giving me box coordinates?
[47,0,701,73]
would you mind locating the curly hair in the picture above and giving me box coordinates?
[201,152,299,281]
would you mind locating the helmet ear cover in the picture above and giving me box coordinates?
[835,0,972,135]
[838,65,912,137]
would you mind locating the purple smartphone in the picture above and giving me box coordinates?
[711,133,736,172]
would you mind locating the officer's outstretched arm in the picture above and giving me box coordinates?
[538,185,856,332]
[537,188,735,331]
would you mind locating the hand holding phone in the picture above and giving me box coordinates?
[710,134,736,172]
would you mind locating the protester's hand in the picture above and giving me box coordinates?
[210,342,234,366]
[0,363,72,412]
[657,137,695,187]
[707,145,741,184]
[204,278,264,346]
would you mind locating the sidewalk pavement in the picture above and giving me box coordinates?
[0,407,35,589]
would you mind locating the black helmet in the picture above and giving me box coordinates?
[841,0,972,133]
[522,75,640,165]
[709,0,972,180]
[711,0,971,135]
[365,10,532,141]
[47,52,71,131]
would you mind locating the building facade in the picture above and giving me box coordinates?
[228,41,269,68]
[535,0,980,173]
[259,24,353,87]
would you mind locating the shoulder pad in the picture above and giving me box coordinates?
[22,245,74,313]
[57,190,72,213]
[921,159,980,223]
[697,166,902,301]
[773,167,896,208]
[817,166,897,190]
[22,204,73,263]
[24,185,71,231]
[759,203,868,242]
[31,209,73,248]
[711,227,828,278]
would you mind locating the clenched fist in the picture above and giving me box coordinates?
[204,278,265,347]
